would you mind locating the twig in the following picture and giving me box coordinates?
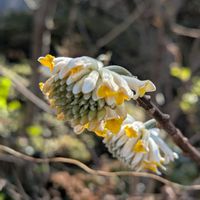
[23,0,38,10]
[171,23,200,38]
[0,65,53,114]
[96,2,145,48]
[0,144,200,191]
[137,96,200,165]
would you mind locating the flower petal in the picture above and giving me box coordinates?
[122,76,156,99]
[82,71,99,94]
[38,54,55,72]
[111,71,133,98]
[72,76,86,94]
[66,68,90,85]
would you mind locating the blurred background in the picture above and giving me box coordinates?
[0,0,200,199]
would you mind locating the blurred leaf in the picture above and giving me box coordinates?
[0,76,12,98]
[44,135,91,161]
[171,160,198,184]
[12,63,31,75]
[180,101,191,112]
[192,77,200,96]
[0,98,7,109]
[180,93,198,112]
[26,125,43,137]
[170,64,191,81]
[0,193,5,200]
[31,136,44,150]
[8,100,21,111]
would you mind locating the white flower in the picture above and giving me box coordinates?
[103,115,178,174]
[122,75,156,99]
[38,55,156,134]
[38,54,178,174]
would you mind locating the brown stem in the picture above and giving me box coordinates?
[137,96,200,166]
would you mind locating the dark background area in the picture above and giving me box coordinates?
[0,0,200,199]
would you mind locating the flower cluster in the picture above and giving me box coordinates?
[103,115,178,174]
[38,54,155,135]
[38,54,177,174]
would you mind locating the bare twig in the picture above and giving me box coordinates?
[0,144,200,191]
[171,23,200,38]
[23,0,38,10]
[0,65,53,114]
[137,96,200,165]
[96,2,145,48]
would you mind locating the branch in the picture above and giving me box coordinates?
[171,23,200,38]
[137,96,200,165]
[0,65,53,114]
[0,144,199,191]
[96,2,145,48]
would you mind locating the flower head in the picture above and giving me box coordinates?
[38,55,178,174]
[103,115,178,174]
[38,54,55,72]
[38,54,156,134]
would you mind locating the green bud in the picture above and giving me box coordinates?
[88,110,96,121]
[72,106,80,115]
[80,115,88,125]
[97,99,105,110]
[97,108,106,121]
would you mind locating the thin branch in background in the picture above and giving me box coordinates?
[95,2,145,49]
[0,65,53,114]
[171,23,200,38]
[0,144,200,191]
[23,0,38,10]
[137,96,200,165]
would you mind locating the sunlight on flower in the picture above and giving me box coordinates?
[38,54,55,72]
[133,140,147,153]
[124,125,138,138]
[104,118,124,134]
[97,85,114,98]
[103,115,178,174]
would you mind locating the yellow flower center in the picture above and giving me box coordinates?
[104,117,123,134]
[143,161,159,173]
[84,123,89,129]
[97,84,116,98]
[133,140,147,153]
[68,65,83,76]
[138,81,152,97]
[124,125,138,138]
[38,54,55,72]
[94,129,108,137]
[114,91,129,105]
[138,85,147,97]
[98,85,129,105]
[57,112,65,120]
[39,82,44,91]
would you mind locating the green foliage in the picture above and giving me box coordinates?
[0,76,11,110]
[180,92,198,112]
[0,193,5,200]
[8,100,21,111]
[26,125,43,137]
[180,76,200,112]
[0,77,11,97]
[192,77,200,96]
[12,63,31,75]
[170,64,191,82]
